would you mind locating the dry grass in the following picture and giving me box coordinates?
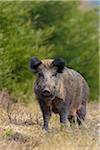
[0,101,99,150]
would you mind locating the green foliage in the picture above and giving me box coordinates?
[0,1,99,101]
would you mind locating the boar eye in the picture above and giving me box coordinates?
[52,73,57,77]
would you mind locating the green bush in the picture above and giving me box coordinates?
[0,1,99,101]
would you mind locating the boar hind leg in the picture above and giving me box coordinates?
[76,105,86,125]
[68,105,86,125]
[39,100,52,131]
[68,115,76,124]
[68,107,77,124]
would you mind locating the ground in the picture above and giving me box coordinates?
[0,94,99,150]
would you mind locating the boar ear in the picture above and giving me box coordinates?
[52,58,65,73]
[30,57,42,72]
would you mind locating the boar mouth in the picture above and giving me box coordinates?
[42,92,55,98]
[42,93,53,98]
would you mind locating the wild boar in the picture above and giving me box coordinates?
[30,57,89,130]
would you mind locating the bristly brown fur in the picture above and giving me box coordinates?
[32,58,89,130]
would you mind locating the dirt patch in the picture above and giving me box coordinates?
[0,91,99,150]
[0,90,12,110]
[0,107,10,125]
[8,103,36,125]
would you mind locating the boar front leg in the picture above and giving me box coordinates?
[59,101,70,125]
[39,100,52,131]
[59,108,68,124]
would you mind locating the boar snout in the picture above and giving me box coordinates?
[42,89,52,97]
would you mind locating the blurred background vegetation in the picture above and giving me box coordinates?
[0,1,99,102]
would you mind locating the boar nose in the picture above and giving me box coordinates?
[42,89,51,97]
